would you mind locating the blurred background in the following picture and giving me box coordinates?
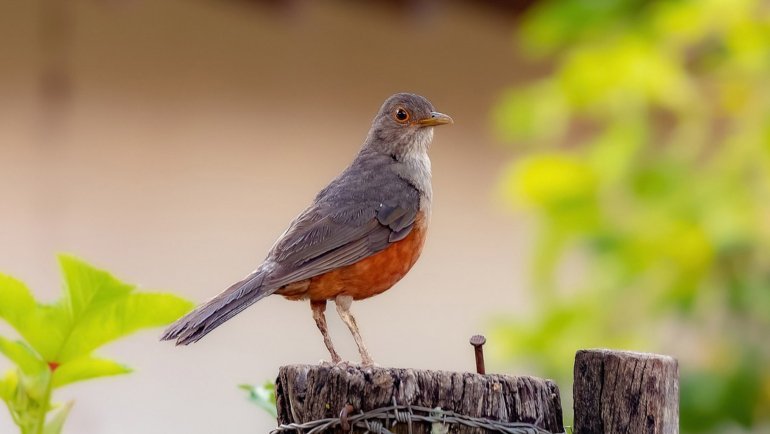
[0,0,768,433]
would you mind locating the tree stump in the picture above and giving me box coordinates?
[573,349,679,434]
[276,364,564,433]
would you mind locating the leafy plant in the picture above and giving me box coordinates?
[493,0,770,432]
[240,381,277,418]
[0,255,193,434]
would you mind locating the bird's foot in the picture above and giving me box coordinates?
[319,358,342,367]
[319,359,359,370]
[358,351,378,367]
[336,360,355,369]
[341,357,378,368]
[359,360,380,368]
[318,358,378,369]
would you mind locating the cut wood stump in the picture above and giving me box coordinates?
[573,349,679,434]
[276,364,564,433]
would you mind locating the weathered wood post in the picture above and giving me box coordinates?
[275,364,564,433]
[573,349,679,434]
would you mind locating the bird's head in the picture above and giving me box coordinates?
[365,93,453,160]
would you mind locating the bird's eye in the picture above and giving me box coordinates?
[394,107,410,123]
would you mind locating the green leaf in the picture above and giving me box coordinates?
[240,382,277,418]
[0,255,193,434]
[0,273,70,362]
[493,81,568,145]
[50,254,193,362]
[59,255,135,320]
[52,357,131,388]
[0,336,45,376]
[0,371,17,402]
[56,292,193,363]
[0,274,36,330]
[2,255,192,366]
[43,401,73,434]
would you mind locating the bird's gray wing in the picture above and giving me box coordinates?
[263,201,418,289]
[159,201,417,346]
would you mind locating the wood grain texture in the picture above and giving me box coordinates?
[276,364,564,433]
[573,349,679,434]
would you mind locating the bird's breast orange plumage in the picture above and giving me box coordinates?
[277,212,428,302]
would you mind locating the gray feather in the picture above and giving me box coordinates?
[160,270,269,345]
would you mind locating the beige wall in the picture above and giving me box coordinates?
[0,1,536,432]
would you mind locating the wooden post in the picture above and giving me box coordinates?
[276,364,564,433]
[573,349,679,434]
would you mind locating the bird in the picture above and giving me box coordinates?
[161,93,452,365]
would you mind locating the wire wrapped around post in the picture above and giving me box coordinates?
[270,400,560,434]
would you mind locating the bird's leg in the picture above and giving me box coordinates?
[335,295,375,366]
[311,300,342,364]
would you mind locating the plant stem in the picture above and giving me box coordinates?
[32,372,53,434]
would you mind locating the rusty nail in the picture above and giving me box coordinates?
[339,403,354,432]
[470,334,487,375]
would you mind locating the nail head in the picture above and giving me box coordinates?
[470,335,486,347]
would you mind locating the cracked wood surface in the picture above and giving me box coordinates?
[276,364,564,433]
[573,349,679,434]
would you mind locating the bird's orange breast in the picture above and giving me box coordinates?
[278,212,428,302]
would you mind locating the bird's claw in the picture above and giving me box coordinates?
[319,358,353,368]
[318,358,380,370]
[337,360,353,369]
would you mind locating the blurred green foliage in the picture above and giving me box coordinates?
[0,255,192,434]
[240,381,277,418]
[492,0,770,432]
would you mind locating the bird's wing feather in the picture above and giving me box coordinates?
[159,201,417,346]
[264,202,418,289]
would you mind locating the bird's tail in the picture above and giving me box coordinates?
[161,270,272,345]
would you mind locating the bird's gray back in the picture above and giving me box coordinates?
[259,148,429,287]
[314,148,426,221]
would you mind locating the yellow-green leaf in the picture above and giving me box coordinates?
[240,382,277,418]
[0,274,35,327]
[0,274,68,361]
[53,357,131,388]
[56,292,193,363]
[0,370,18,402]
[59,255,134,320]
[0,336,45,376]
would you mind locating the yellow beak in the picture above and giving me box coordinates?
[417,111,454,127]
